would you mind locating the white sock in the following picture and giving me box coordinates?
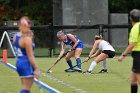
[102,59,107,69]
[88,61,97,71]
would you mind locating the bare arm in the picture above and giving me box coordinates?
[118,42,135,62]
[25,37,38,69]
[88,40,98,57]
[84,40,99,62]
[91,49,101,58]
[122,42,135,55]
[57,41,65,60]
[25,37,40,78]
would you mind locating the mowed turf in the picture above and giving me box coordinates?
[0,56,132,93]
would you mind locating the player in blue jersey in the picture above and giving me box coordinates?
[57,30,84,72]
[13,16,40,93]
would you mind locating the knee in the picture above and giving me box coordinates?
[74,55,80,59]
[130,78,137,84]
[75,57,79,59]
[65,56,70,61]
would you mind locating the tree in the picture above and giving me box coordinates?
[109,0,140,13]
[0,2,15,25]
[0,0,53,25]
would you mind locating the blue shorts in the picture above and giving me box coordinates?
[76,42,84,48]
[16,56,34,78]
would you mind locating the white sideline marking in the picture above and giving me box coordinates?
[0,61,61,93]
[42,73,87,93]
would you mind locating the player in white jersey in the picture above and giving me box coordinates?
[83,35,115,74]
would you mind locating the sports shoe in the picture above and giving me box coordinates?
[99,69,108,73]
[83,70,92,74]
[65,69,75,72]
[74,68,82,72]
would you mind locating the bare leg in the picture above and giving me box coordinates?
[130,72,138,93]
[88,53,108,72]
[22,77,34,90]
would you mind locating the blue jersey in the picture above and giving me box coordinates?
[64,34,84,48]
[14,33,35,78]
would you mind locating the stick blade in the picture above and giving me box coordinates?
[47,70,52,73]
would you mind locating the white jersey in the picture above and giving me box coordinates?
[98,40,115,51]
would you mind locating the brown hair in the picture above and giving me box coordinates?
[95,35,102,40]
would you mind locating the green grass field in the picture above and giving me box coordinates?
[0,56,133,93]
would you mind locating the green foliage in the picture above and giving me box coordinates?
[0,0,10,4]
[0,0,140,24]
[133,0,140,8]
[20,0,52,25]
[0,0,52,25]
[109,0,128,13]
[0,3,15,25]
[109,0,140,13]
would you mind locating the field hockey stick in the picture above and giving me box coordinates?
[65,57,90,71]
[46,50,71,73]
[65,61,86,71]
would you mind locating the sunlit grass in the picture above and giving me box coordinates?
[0,56,132,93]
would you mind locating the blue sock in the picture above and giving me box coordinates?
[20,89,30,93]
[76,58,81,69]
[67,60,73,69]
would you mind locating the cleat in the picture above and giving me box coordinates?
[83,70,92,74]
[74,68,82,72]
[65,69,75,72]
[99,69,108,73]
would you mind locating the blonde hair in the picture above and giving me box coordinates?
[95,35,102,40]
[19,16,31,35]
[57,30,65,37]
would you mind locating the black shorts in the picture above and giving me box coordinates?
[131,51,140,73]
[102,50,115,58]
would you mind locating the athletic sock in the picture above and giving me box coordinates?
[67,60,73,69]
[131,84,138,93]
[20,89,30,93]
[102,59,107,69]
[76,58,81,69]
[88,61,97,71]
